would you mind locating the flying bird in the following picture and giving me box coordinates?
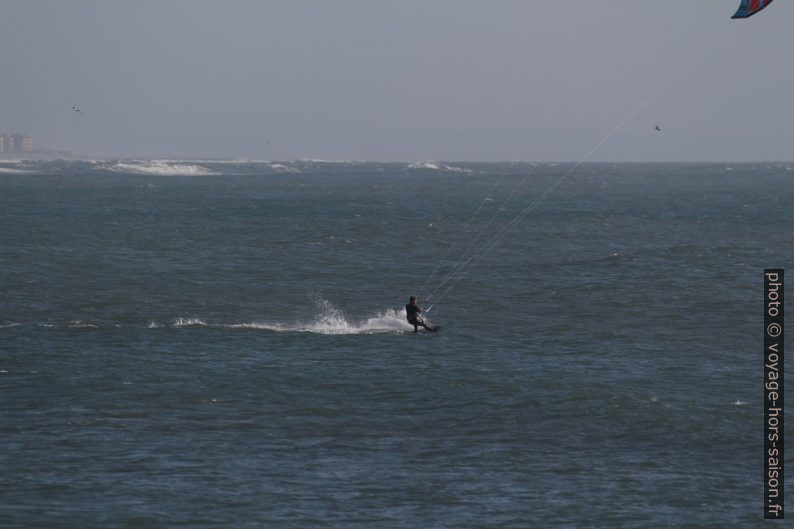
[654,125,661,132]
[72,106,82,114]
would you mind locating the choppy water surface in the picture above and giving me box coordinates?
[1,160,791,528]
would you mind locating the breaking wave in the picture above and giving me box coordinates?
[408,162,473,174]
[173,317,208,327]
[0,166,28,174]
[106,160,218,176]
[0,160,34,173]
[267,163,301,173]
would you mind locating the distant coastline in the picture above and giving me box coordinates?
[0,149,77,161]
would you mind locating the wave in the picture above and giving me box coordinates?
[68,320,99,328]
[407,162,473,174]
[186,158,273,165]
[22,321,102,329]
[104,159,308,175]
[299,158,359,164]
[173,317,208,327]
[0,166,29,173]
[267,163,301,173]
[105,160,218,176]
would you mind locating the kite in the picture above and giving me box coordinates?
[732,0,774,18]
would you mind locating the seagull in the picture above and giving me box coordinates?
[654,125,661,132]
[72,106,82,114]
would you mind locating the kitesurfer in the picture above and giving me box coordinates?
[405,296,436,333]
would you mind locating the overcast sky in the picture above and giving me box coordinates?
[1,1,791,161]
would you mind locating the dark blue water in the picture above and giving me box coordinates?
[1,160,791,527]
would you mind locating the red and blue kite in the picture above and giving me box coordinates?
[732,0,774,18]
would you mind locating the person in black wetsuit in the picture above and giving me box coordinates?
[405,296,435,333]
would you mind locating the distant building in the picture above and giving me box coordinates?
[0,133,32,154]
[0,134,13,153]
[16,134,33,152]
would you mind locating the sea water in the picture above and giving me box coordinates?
[1,160,791,528]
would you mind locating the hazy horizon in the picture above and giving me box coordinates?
[1,1,791,162]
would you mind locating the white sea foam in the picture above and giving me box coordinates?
[268,163,301,173]
[68,320,98,328]
[107,160,217,176]
[0,323,22,328]
[173,317,208,327]
[299,158,357,164]
[193,298,416,335]
[408,162,473,174]
[229,305,413,335]
[181,158,272,165]
[733,399,749,407]
[226,314,409,334]
[0,166,28,173]
[409,162,441,170]
[165,297,427,335]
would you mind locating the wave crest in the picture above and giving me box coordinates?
[173,317,208,327]
[408,162,473,174]
[106,160,217,176]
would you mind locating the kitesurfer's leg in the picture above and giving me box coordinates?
[416,317,434,332]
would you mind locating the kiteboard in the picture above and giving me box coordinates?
[406,325,441,334]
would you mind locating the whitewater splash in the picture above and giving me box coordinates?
[2,302,420,335]
[173,317,208,327]
[267,163,301,173]
[407,162,473,174]
[170,299,416,335]
[0,160,35,173]
[106,160,218,176]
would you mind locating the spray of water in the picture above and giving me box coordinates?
[168,297,417,335]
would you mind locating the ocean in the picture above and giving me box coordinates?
[1,159,791,528]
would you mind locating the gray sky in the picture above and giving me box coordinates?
[1,1,791,161]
